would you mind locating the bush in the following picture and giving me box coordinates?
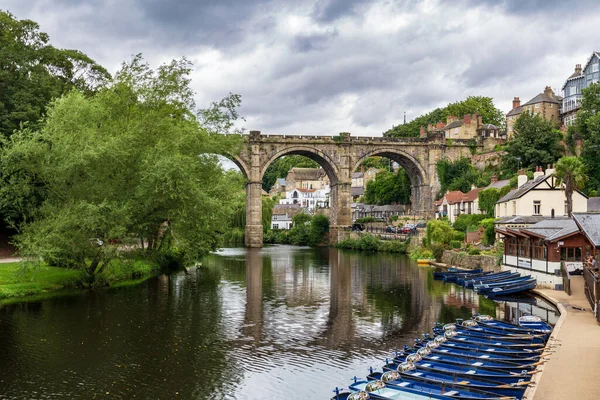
[453,214,487,232]
[468,248,481,255]
[379,240,409,253]
[357,234,380,251]
[410,247,434,260]
[480,218,497,245]
[335,236,408,254]
[429,243,447,261]
[292,213,312,226]
[356,216,376,223]
[450,240,462,249]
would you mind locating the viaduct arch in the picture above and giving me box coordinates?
[230,130,474,247]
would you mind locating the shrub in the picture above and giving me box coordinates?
[468,248,481,255]
[379,240,409,253]
[357,234,381,251]
[410,246,434,260]
[480,218,497,245]
[453,214,487,232]
[429,243,446,261]
[450,240,462,249]
[356,216,376,223]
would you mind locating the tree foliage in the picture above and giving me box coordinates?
[0,55,242,277]
[424,220,462,246]
[0,10,110,138]
[436,158,479,195]
[358,156,391,171]
[363,169,412,205]
[453,214,487,233]
[555,156,587,217]
[478,188,500,216]
[262,155,319,191]
[574,83,600,195]
[503,112,563,173]
[384,96,504,138]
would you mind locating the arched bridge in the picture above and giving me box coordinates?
[230,131,474,247]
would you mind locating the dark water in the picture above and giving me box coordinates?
[0,246,558,399]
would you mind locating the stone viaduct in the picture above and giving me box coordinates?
[228,130,474,247]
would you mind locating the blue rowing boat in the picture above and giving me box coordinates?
[474,278,535,293]
[436,321,547,341]
[485,281,537,297]
[443,330,545,349]
[518,316,552,333]
[410,340,542,363]
[368,364,527,399]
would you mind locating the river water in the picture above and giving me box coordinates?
[0,246,558,399]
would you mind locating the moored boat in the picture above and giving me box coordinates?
[518,315,552,333]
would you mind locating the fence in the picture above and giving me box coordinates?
[583,268,600,324]
[561,261,572,296]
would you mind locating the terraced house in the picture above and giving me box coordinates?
[561,52,600,127]
[505,86,562,137]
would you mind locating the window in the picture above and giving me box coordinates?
[518,238,530,258]
[512,201,516,216]
[533,200,541,215]
[273,224,279,229]
[561,247,583,261]
[535,103,540,109]
[593,63,599,73]
[454,128,459,135]
[534,239,546,260]
[549,103,553,108]
[507,237,518,256]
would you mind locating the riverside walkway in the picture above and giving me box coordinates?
[528,276,600,400]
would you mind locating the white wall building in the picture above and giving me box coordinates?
[279,186,330,211]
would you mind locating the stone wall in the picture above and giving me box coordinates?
[441,250,501,272]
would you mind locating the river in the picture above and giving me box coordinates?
[0,246,559,399]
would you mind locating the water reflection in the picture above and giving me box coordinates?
[0,246,558,400]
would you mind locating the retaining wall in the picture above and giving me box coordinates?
[441,250,500,271]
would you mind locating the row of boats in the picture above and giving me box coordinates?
[433,268,536,297]
[331,314,553,399]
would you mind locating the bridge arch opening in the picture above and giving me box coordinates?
[352,148,432,219]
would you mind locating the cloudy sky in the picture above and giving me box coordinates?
[4,0,599,136]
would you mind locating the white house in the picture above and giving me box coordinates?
[279,186,330,211]
[434,186,483,223]
[271,214,293,230]
[495,167,588,219]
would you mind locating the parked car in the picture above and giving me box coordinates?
[400,224,417,235]
[385,225,396,233]
[352,223,366,232]
[416,220,427,228]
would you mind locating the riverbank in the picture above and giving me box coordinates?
[0,259,161,300]
[526,277,600,400]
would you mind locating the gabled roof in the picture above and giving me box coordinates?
[587,197,600,212]
[562,52,599,89]
[506,105,523,117]
[480,124,499,129]
[486,179,510,190]
[582,51,600,75]
[352,172,364,179]
[442,190,465,205]
[276,178,286,186]
[288,168,326,181]
[351,186,364,197]
[572,212,600,248]
[522,92,561,106]
[462,188,483,202]
[444,120,464,130]
[497,174,588,203]
[495,215,547,225]
[515,218,576,242]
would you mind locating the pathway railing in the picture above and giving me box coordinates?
[561,261,572,296]
[583,268,600,323]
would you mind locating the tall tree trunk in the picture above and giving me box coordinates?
[566,180,574,217]
[88,257,100,276]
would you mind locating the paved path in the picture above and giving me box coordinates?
[0,257,21,263]
[529,276,600,400]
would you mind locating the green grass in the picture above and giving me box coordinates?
[0,262,84,299]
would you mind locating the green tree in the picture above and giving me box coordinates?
[478,188,500,216]
[504,112,563,173]
[363,169,412,205]
[1,55,242,279]
[574,83,600,195]
[436,157,479,195]
[555,156,587,217]
[262,155,319,191]
[425,220,458,246]
[292,212,312,226]
[453,214,487,233]
[357,156,390,171]
[309,214,330,245]
[480,218,497,245]
[0,11,110,138]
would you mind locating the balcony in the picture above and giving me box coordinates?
[562,95,582,113]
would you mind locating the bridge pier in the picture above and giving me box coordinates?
[329,181,352,244]
[245,181,263,248]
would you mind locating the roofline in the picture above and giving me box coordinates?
[520,229,550,239]
[572,214,600,249]
[506,227,530,238]
[545,230,581,243]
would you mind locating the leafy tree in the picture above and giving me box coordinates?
[309,214,330,245]
[1,55,242,279]
[0,11,110,138]
[364,169,411,205]
[292,212,312,226]
[262,155,319,191]
[574,83,600,195]
[503,112,563,173]
[357,156,391,171]
[480,218,497,245]
[425,220,457,246]
[436,158,479,195]
[555,156,587,217]
[453,214,487,233]
[384,96,503,138]
[478,188,500,216]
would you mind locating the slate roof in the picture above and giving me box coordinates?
[486,179,510,190]
[352,172,364,179]
[582,52,600,76]
[572,212,600,248]
[351,186,364,197]
[506,105,523,117]
[495,215,547,225]
[480,124,499,129]
[289,168,326,181]
[444,120,464,130]
[588,197,600,212]
[272,204,302,216]
[522,92,561,106]
[497,175,551,203]
[277,178,286,187]
[520,219,579,242]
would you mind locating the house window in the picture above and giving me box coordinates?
[535,103,540,108]
[534,238,546,260]
[454,128,459,135]
[533,200,541,215]
[507,237,518,256]
[593,63,599,73]
[549,103,553,108]
[560,247,583,261]
[518,238,530,257]
[273,224,279,229]
[512,201,516,216]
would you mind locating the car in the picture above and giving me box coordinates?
[352,223,366,232]
[400,224,417,235]
[416,220,427,228]
[385,225,396,233]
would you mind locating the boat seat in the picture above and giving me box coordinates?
[443,390,459,396]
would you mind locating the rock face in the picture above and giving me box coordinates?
[231,131,475,247]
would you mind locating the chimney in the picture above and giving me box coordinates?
[361,165,364,174]
[420,126,426,138]
[545,164,555,176]
[436,121,445,129]
[447,115,457,124]
[464,114,472,125]
[471,184,476,191]
[491,174,498,183]
[544,86,554,97]
[512,97,521,110]
[575,64,582,74]
[476,113,483,126]
[533,165,544,179]
[428,123,434,131]
[518,169,528,188]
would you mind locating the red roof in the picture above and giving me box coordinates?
[437,188,482,205]
[295,188,316,193]
[462,188,483,202]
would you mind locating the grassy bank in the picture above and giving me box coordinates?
[0,259,160,300]
[335,234,409,253]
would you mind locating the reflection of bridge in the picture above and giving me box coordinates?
[230,131,474,247]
